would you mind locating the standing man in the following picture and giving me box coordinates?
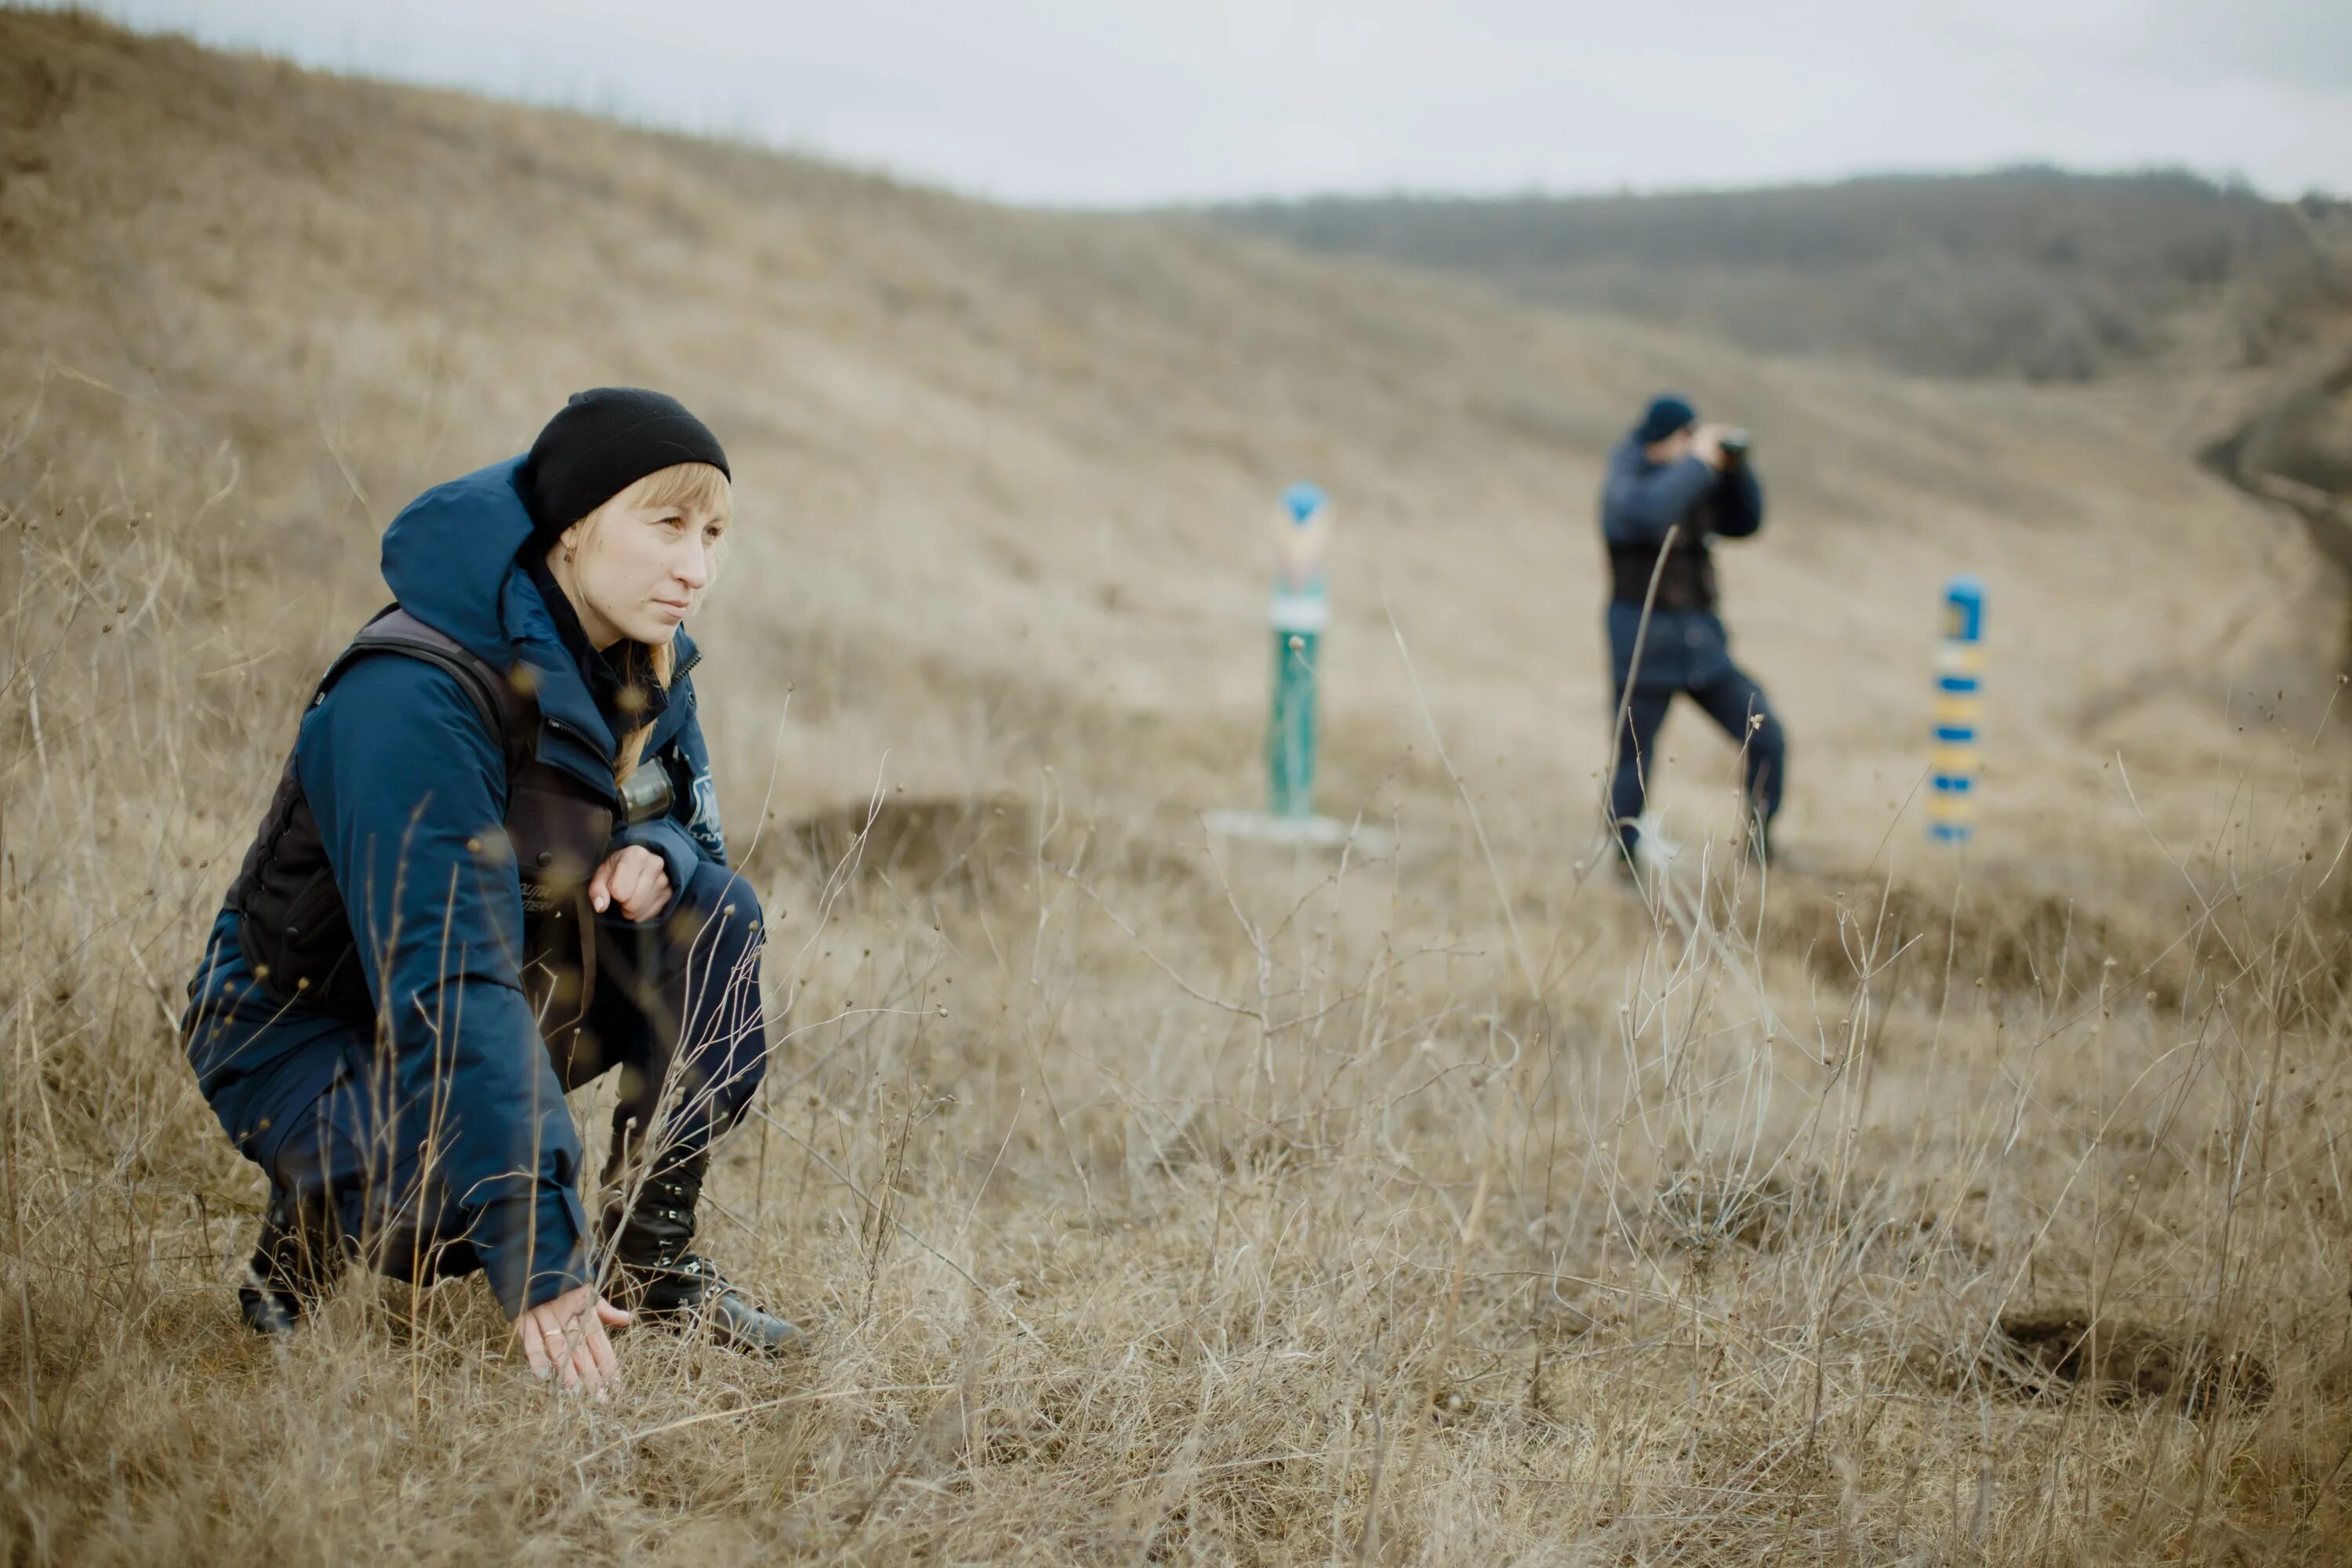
[1599,391,1786,878]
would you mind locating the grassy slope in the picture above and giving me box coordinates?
[3,13,2351,1564]
[0,15,2326,854]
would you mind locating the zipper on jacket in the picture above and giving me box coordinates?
[539,714,626,804]
[542,713,610,755]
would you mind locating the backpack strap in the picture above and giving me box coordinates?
[316,604,535,777]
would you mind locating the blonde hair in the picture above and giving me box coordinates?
[563,461,731,783]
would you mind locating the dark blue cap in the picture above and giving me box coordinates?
[1636,394,1698,445]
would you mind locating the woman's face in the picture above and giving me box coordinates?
[556,476,728,649]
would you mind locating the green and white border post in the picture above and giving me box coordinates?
[1267,482,1331,818]
[1207,483,1388,852]
[1928,575,1984,844]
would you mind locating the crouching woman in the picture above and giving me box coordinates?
[183,389,798,1392]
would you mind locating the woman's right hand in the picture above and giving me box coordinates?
[590,844,673,921]
[517,1283,630,1395]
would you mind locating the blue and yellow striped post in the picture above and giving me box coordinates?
[1929,575,1985,843]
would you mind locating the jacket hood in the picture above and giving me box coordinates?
[380,457,539,663]
[379,457,703,789]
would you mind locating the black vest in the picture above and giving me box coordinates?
[1607,493,1719,612]
[223,608,616,1041]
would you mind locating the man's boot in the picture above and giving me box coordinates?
[1748,820,1802,875]
[238,1185,343,1334]
[601,1150,804,1355]
[1610,833,1659,903]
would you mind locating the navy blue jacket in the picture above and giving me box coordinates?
[183,457,729,1316]
[1599,436,1764,691]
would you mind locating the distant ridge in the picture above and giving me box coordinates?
[1208,169,2352,383]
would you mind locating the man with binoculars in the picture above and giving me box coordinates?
[1597,392,1786,883]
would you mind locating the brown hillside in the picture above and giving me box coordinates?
[0,9,2332,850]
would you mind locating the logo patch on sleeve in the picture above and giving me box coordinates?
[688,771,728,862]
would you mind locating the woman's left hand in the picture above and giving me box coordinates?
[590,846,672,920]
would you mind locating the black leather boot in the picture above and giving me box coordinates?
[1748,822,1802,874]
[602,1152,804,1355]
[238,1185,343,1334]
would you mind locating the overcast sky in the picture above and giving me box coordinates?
[57,0,2352,205]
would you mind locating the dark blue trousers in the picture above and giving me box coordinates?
[1610,666,1786,857]
[267,859,769,1279]
[550,859,770,1176]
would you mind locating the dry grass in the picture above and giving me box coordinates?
[6,11,2352,1564]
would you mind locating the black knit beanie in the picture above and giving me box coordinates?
[521,388,730,539]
